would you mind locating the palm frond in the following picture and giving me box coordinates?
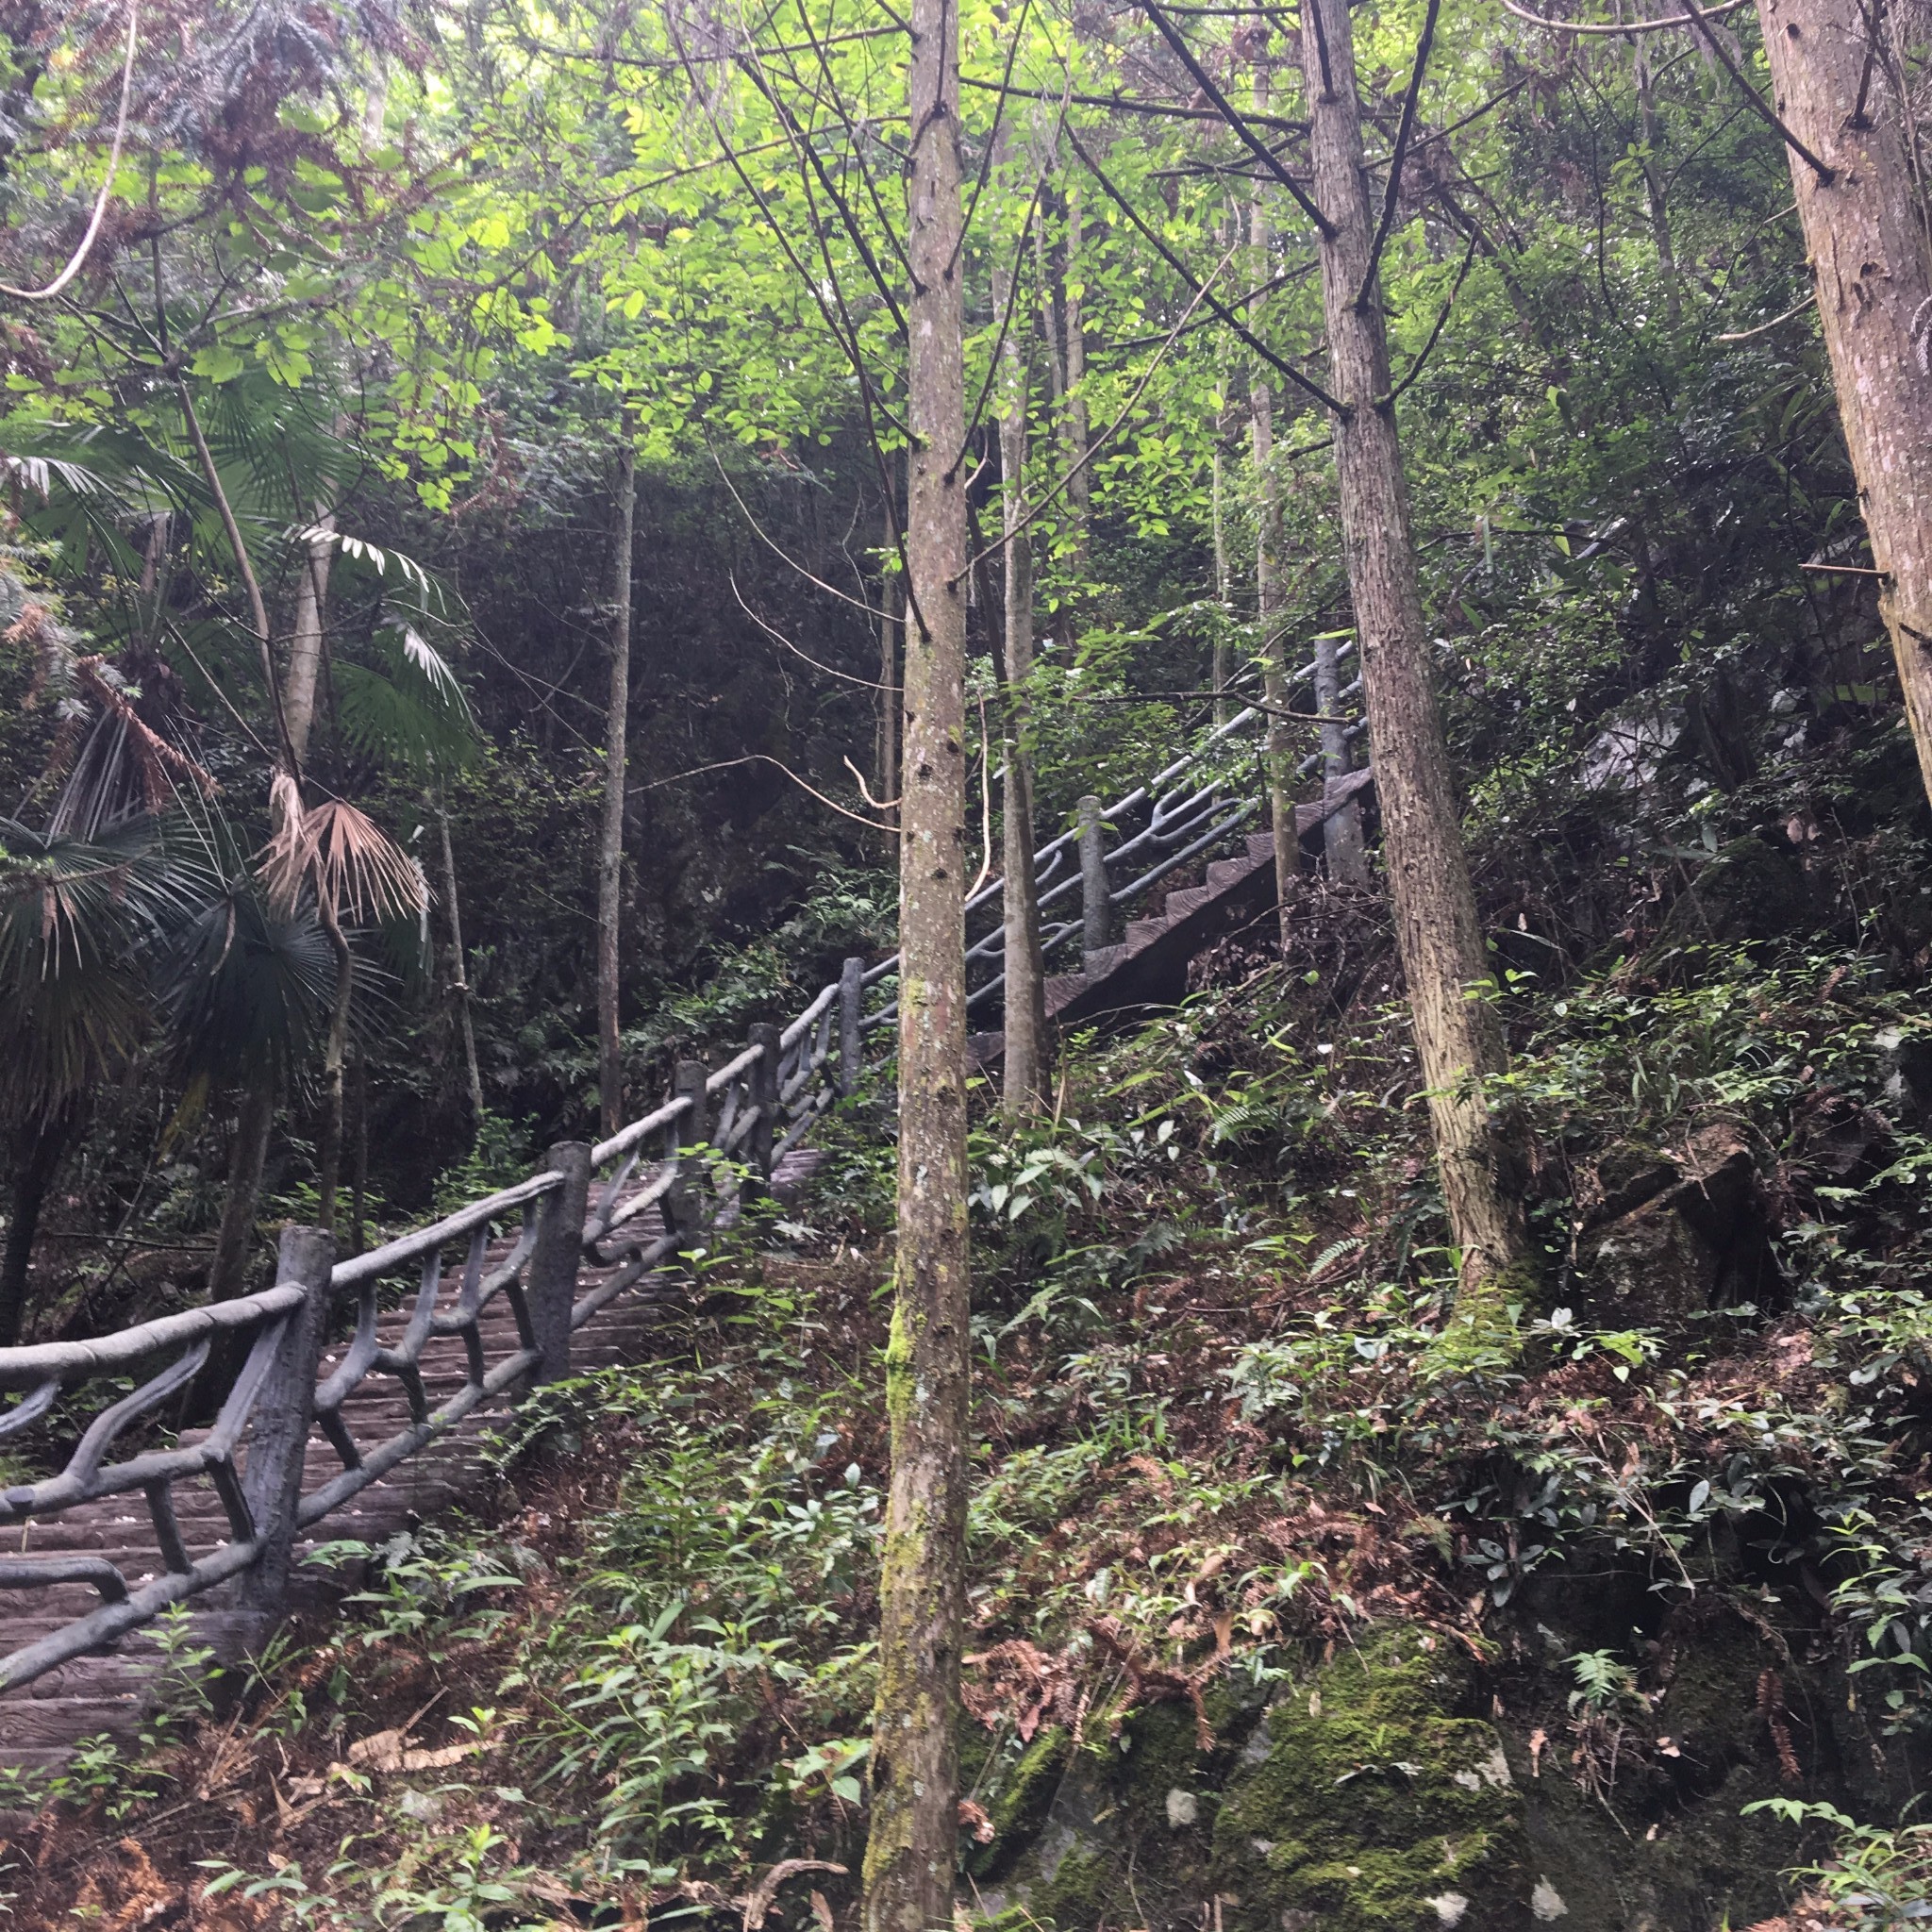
[156,872,334,1096]
[258,793,427,924]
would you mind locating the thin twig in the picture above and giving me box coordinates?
[958,73,1306,130]
[953,239,1243,580]
[1713,291,1814,340]
[1674,0,1835,181]
[731,573,891,687]
[708,447,887,621]
[1065,124,1346,416]
[630,753,896,831]
[1498,0,1749,30]
[0,0,139,301]
[1382,230,1479,406]
[175,380,297,776]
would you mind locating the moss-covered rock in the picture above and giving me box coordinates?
[1214,1628,1530,1932]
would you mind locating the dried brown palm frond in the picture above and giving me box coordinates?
[258,792,426,924]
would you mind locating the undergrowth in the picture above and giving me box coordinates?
[8,935,1932,1928]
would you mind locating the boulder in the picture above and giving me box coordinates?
[1574,1130,1779,1325]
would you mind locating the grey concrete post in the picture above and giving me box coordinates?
[1315,634,1368,885]
[664,1060,711,1243]
[838,957,865,1097]
[748,1024,780,1182]
[526,1141,591,1385]
[235,1224,333,1616]
[1079,794,1111,961]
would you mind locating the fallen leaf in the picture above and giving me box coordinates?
[958,1798,996,1844]
[1527,1726,1547,1777]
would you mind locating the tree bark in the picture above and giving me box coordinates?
[598,435,638,1141]
[0,1108,75,1348]
[434,788,485,1135]
[208,1078,275,1305]
[1249,91,1299,953]
[1299,0,1531,1327]
[1061,179,1091,572]
[862,0,971,1922]
[314,898,353,1235]
[877,489,902,837]
[1633,38,1683,326]
[1757,0,1932,812]
[997,147,1048,1117]
[283,512,334,767]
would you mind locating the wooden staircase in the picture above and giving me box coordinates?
[0,1152,820,1775]
[974,768,1374,1061]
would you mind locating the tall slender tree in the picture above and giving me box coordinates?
[1249,69,1299,952]
[1297,0,1532,1330]
[997,137,1048,1115]
[861,0,972,1923]
[1752,0,1932,811]
[598,432,639,1141]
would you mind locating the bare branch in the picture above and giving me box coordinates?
[1356,0,1442,310]
[1135,1,1338,237]
[1065,124,1346,415]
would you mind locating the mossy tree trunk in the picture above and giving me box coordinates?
[861,0,971,1923]
[1757,0,1932,814]
[1298,0,1531,1325]
[1249,71,1298,955]
[996,141,1047,1116]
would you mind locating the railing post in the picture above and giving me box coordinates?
[1079,794,1111,961]
[1315,633,1368,885]
[526,1141,591,1386]
[749,1024,780,1182]
[664,1059,712,1244]
[235,1224,333,1620]
[838,957,864,1097]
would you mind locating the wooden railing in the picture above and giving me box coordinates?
[0,659,1364,1692]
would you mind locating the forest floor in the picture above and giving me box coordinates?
[4,875,1932,1931]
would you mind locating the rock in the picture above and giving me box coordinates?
[1213,1627,1528,1932]
[1574,1130,1779,1324]
[1875,1026,1932,1124]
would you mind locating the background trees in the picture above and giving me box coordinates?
[0,0,1923,1375]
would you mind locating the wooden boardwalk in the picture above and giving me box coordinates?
[0,1152,820,1774]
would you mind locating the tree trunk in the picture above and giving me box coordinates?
[1316,631,1368,884]
[1299,0,1531,1329]
[862,0,970,1921]
[1061,179,1091,572]
[997,148,1048,1117]
[0,1109,74,1348]
[1634,39,1683,326]
[1249,98,1299,954]
[350,1043,369,1256]
[208,1078,275,1305]
[878,484,901,836]
[314,898,353,1235]
[1757,0,1932,812]
[434,788,485,1135]
[283,513,333,767]
[598,435,638,1141]
[1212,245,1235,727]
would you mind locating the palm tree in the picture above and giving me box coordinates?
[0,817,171,1344]
[155,815,336,1304]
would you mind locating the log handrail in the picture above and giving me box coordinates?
[0,666,1365,1697]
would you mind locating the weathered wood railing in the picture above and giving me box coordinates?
[0,967,861,1696]
[866,639,1362,1030]
[0,655,1366,1694]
